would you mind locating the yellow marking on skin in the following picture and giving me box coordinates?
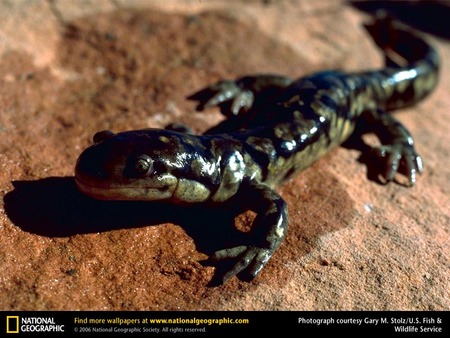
[183,137,203,147]
[265,203,278,215]
[174,179,210,202]
[276,226,285,238]
[243,153,262,181]
[246,137,265,153]
[274,126,285,139]
[212,152,245,202]
[283,94,303,107]
[274,124,294,141]
[293,110,302,119]
[344,120,355,140]
[246,137,276,156]
[275,215,285,238]
[191,157,217,177]
[159,136,170,143]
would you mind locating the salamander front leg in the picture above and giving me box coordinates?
[208,182,288,285]
[367,110,423,186]
[189,75,293,116]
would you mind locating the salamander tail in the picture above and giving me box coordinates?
[364,11,439,110]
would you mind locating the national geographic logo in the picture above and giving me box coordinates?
[5,316,65,334]
[6,316,19,334]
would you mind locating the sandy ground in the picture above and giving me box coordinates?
[0,0,448,310]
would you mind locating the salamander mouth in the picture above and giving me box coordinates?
[74,174,176,201]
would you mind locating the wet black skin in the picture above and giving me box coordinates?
[75,15,439,284]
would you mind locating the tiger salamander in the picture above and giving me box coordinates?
[75,15,439,284]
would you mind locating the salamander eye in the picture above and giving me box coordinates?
[93,130,115,143]
[133,155,154,176]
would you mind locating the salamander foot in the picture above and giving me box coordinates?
[206,245,273,285]
[372,142,423,186]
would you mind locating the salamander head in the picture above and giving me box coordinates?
[75,129,214,203]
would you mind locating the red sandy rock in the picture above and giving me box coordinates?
[0,1,448,310]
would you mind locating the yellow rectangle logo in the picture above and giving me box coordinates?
[6,316,19,334]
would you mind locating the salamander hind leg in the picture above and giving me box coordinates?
[208,182,288,285]
[366,110,424,186]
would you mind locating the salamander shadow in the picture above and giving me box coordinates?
[3,177,246,256]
